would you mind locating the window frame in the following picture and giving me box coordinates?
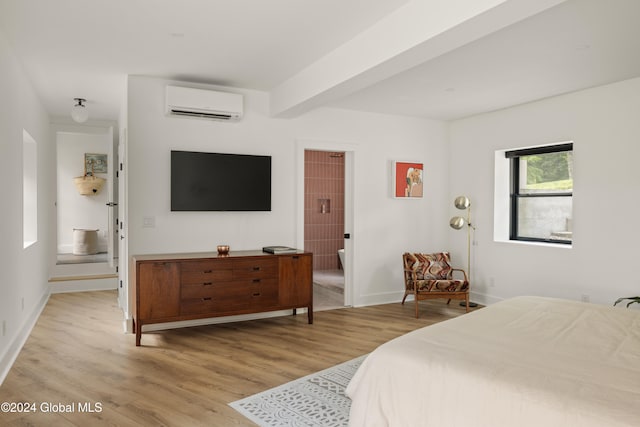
[506,143,573,245]
[23,130,38,249]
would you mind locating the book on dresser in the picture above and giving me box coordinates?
[130,249,313,346]
[262,246,298,254]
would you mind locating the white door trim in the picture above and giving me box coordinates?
[295,139,358,308]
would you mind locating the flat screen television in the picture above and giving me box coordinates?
[171,150,271,211]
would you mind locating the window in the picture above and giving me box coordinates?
[23,130,37,248]
[506,143,573,245]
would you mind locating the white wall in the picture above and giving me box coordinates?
[126,75,449,312]
[0,31,53,382]
[56,131,111,253]
[448,77,640,306]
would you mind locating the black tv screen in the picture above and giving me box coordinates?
[171,150,271,211]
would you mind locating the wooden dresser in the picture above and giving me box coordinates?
[130,250,313,346]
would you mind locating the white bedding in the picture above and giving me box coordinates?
[346,296,640,427]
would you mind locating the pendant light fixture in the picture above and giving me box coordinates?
[71,98,89,123]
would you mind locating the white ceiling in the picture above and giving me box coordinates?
[329,0,640,120]
[1,0,639,122]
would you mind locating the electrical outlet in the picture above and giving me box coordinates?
[2,320,6,336]
[488,277,495,287]
[581,294,590,303]
[142,216,156,228]
[21,297,24,311]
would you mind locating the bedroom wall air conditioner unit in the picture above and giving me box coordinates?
[165,85,243,121]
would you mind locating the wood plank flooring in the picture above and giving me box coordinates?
[0,290,477,426]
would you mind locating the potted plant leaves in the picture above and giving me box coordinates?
[613,296,640,308]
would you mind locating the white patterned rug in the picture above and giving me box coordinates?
[229,355,367,427]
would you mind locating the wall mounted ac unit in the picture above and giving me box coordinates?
[165,85,243,121]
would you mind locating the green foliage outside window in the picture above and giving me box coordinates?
[523,151,573,190]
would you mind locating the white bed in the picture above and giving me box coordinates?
[346,296,640,427]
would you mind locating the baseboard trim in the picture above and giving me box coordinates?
[49,273,117,282]
[469,291,503,307]
[351,290,405,308]
[352,291,499,309]
[49,276,118,293]
[0,290,50,386]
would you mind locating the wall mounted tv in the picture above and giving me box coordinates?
[171,150,271,211]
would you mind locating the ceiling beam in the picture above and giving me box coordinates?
[269,0,568,118]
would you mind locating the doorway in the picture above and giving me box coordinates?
[54,126,117,271]
[303,149,346,311]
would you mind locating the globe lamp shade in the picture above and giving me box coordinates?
[450,216,466,230]
[71,98,89,123]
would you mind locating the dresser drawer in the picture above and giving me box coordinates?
[180,297,221,315]
[181,281,220,299]
[216,279,279,301]
[232,258,278,280]
[181,277,280,300]
[181,260,232,285]
[180,279,279,315]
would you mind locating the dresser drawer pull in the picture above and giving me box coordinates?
[252,292,261,297]
[203,269,213,273]
[203,282,213,286]
[252,279,261,283]
[202,297,212,301]
[252,266,261,271]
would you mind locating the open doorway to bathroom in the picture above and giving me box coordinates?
[304,150,346,311]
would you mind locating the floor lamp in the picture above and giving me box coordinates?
[449,196,478,307]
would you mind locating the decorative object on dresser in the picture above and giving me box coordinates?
[130,250,313,346]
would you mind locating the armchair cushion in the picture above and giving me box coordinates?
[403,252,469,293]
[415,279,467,292]
[406,252,452,280]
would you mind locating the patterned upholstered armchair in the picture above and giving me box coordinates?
[402,252,469,318]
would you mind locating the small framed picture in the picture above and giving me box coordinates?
[393,161,423,198]
[85,153,108,175]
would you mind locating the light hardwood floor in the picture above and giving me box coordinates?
[0,290,477,426]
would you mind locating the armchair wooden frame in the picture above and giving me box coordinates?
[401,252,470,318]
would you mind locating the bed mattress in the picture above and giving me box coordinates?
[346,296,640,427]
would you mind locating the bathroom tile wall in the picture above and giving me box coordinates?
[304,150,345,270]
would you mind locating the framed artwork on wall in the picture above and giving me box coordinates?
[84,153,108,175]
[393,161,424,198]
